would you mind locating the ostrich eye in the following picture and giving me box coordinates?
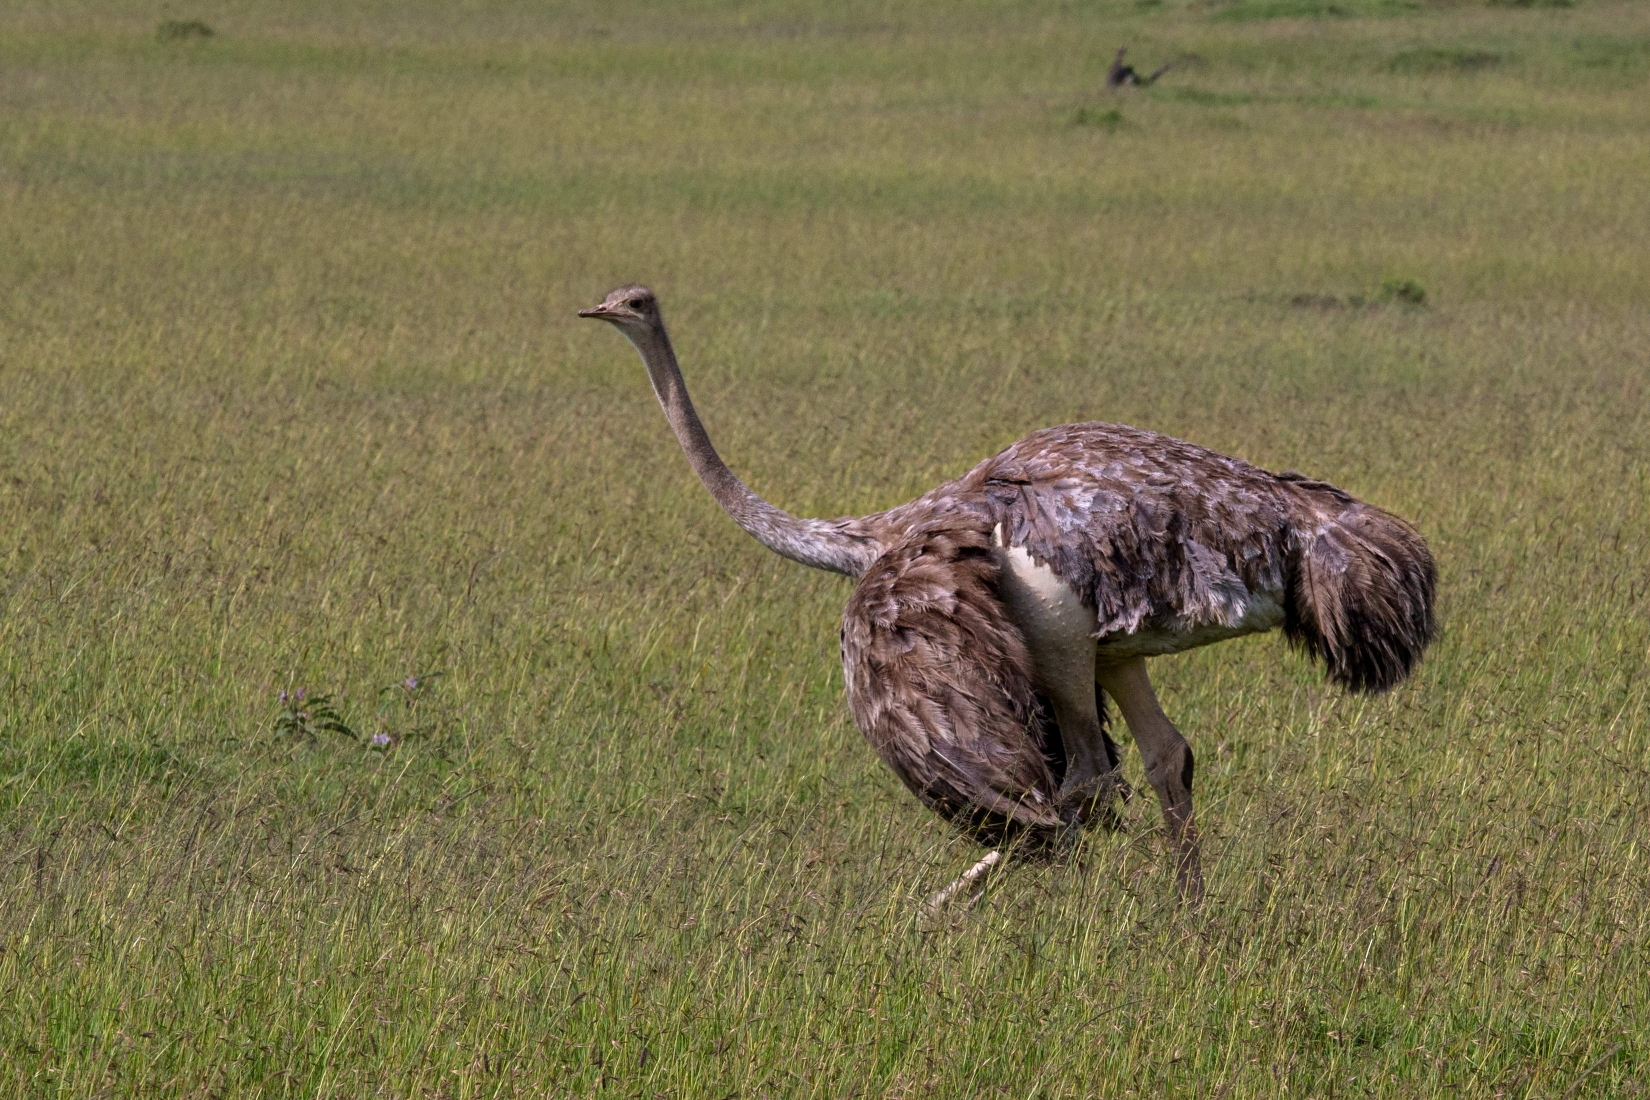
[627,298,645,310]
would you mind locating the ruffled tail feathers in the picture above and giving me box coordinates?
[1285,502,1437,694]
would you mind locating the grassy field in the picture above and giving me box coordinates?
[2,0,1648,1095]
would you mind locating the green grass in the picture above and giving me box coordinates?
[1211,0,1424,23]
[1,0,1648,1096]
[1386,46,1506,72]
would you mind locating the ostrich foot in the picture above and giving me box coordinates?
[917,850,1003,929]
[1057,772,1127,835]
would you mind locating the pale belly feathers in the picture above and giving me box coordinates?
[991,527,1285,676]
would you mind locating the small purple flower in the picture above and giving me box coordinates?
[402,676,420,692]
[278,690,288,704]
[371,731,392,748]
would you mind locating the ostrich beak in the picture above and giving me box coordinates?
[577,304,612,319]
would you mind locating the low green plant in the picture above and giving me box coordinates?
[1378,277,1428,305]
[1071,106,1125,129]
[1213,0,1421,21]
[272,688,357,742]
[366,672,444,747]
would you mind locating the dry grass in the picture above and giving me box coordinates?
[1,0,1647,1095]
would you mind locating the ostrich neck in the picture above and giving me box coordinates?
[624,324,882,577]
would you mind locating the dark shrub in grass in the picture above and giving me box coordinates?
[1378,278,1427,306]
[156,20,214,41]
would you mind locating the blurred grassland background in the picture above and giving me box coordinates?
[1,0,1648,1095]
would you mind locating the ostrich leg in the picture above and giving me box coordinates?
[1013,626,1126,844]
[1097,657,1204,904]
[993,539,1125,839]
[1046,684,1128,841]
[1044,670,1113,841]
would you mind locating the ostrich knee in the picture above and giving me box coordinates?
[1142,734,1194,829]
[1141,731,1201,902]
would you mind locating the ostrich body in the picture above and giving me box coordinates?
[580,286,1436,902]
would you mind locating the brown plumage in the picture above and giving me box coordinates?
[867,425,1437,693]
[840,518,1065,841]
[580,286,1437,901]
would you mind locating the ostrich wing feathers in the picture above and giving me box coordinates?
[888,423,1298,639]
[840,519,1064,841]
[876,424,1434,688]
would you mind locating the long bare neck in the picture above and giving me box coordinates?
[621,321,882,577]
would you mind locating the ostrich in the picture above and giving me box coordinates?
[579,286,1436,904]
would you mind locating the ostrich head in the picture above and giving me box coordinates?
[577,285,660,333]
